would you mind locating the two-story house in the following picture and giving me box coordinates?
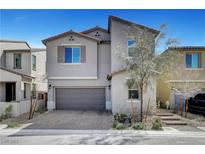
[42,16,159,114]
[157,46,205,108]
[0,40,47,117]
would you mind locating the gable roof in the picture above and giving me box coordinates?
[42,30,100,45]
[31,48,46,52]
[108,15,160,35]
[168,46,205,51]
[0,66,34,79]
[81,26,109,34]
[0,39,31,49]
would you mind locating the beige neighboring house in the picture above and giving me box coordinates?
[0,40,47,117]
[43,15,159,114]
[157,46,205,108]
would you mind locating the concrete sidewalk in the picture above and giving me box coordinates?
[1,128,205,145]
[1,127,205,137]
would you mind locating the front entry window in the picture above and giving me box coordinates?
[6,82,16,102]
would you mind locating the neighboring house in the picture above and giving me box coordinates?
[31,48,47,104]
[42,15,159,114]
[0,40,47,117]
[157,46,205,108]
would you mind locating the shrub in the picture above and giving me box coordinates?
[112,121,117,128]
[0,113,9,120]
[133,122,145,130]
[152,118,163,130]
[114,113,127,123]
[115,122,126,130]
[35,106,45,114]
[4,105,12,118]
[7,122,18,128]
[5,105,12,113]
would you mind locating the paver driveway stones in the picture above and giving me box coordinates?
[24,110,113,130]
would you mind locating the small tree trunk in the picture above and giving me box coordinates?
[140,82,144,122]
[144,98,150,123]
[31,97,38,119]
[185,96,188,117]
[180,95,183,116]
[28,96,33,120]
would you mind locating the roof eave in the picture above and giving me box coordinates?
[42,30,100,45]
[0,39,31,49]
[108,15,160,35]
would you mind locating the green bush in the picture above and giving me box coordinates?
[115,122,126,130]
[35,106,45,114]
[5,105,12,113]
[4,105,12,119]
[1,113,10,120]
[133,122,145,130]
[114,113,127,123]
[7,122,18,128]
[112,121,117,128]
[152,118,163,130]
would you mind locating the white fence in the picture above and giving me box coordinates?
[0,100,30,117]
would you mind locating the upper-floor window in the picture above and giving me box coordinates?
[65,47,81,63]
[32,55,36,71]
[186,53,201,69]
[14,53,22,69]
[128,39,137,57]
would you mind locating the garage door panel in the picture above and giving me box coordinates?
[56,88,105,110]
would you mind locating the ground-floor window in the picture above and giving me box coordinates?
[24,83,26,99]
[38,93,44,100]
[128,89,139,99]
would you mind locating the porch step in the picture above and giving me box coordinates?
[160,116,180,121]
[0,124,7,129]
[156,113,174,116]
[162,120,187,125]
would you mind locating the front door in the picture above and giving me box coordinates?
[6,82,16,102]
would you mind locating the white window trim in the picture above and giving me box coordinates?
[32,55,37,71]
[127,39,136,57]
[65,47,81,64]
[14,53,22,69]
[185,53,201,69]
[128,89,140,100]
[185,68,203,71]
[60,63,81,65]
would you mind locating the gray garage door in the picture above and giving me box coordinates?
[56,88,105,111]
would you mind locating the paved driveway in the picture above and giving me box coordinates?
[25,110,113,130]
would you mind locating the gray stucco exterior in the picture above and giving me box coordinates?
[43,16,159,114]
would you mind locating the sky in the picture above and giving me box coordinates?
[0,9,205,52]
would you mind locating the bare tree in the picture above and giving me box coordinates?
[115,24,179,122]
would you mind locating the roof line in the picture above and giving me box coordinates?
[0,39,31,49]
[31,48,46,52]
[81,26,109,34]
[0,66,34,79]
[108,15,160,34]
[42,30,100,45]
[168,46,205,50]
